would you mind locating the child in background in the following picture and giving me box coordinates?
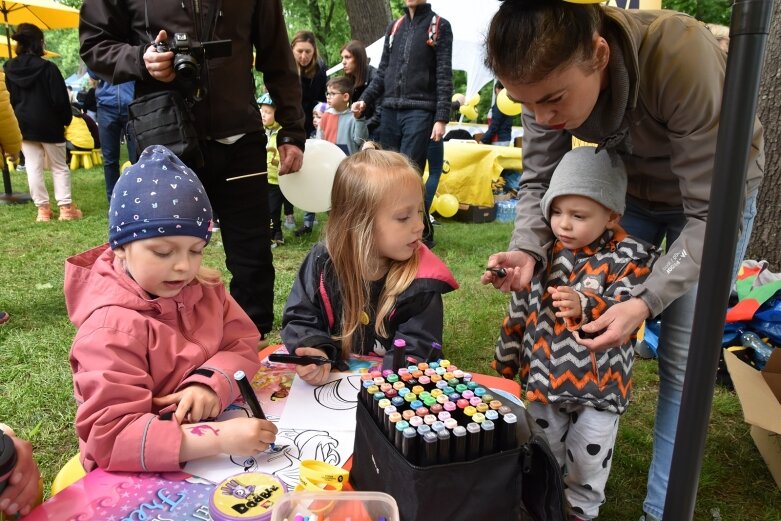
[282,149,458,385]
[293,102,327,238]
[492,148,658,521]
[259,93,294,246]
[66,145,277,472]
[317,76,368,154]
[0,423,41,518]
[311,101,326,137]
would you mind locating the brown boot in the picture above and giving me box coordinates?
[36,204,53,222]
[58,203,83,221]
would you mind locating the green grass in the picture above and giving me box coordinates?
[1,164,779,520]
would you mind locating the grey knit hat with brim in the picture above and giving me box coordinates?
[540,147,627,220]
[109,145,213,249]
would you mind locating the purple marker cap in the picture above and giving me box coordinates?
[382,369,394,377]
[437,411,452,422]
[462,390,475,400]
[443,401,456,412]
[470,397,483,407]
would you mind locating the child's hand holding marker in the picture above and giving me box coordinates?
[293,347,333,386]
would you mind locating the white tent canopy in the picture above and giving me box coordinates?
[326,0,501,99]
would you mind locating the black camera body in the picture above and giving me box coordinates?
[155,33,232,93]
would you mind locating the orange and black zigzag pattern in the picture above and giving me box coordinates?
[494,228,658,414]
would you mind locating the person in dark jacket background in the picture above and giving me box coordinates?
[481,81,514,146]
[79,0,306,343]
[340,40,380,138]
[4,23,82,222]
[292,30,327,139]
[352,0,453,248]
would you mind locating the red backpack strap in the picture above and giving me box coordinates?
[388,16,405,50]
[319,271,335,329]
[427,15,440,47]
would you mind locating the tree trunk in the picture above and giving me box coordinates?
[344,0,392,45]
[746,4,781,269]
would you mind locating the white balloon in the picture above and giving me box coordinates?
[278,139,346,213]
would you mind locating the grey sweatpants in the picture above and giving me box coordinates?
[527,401,620,520]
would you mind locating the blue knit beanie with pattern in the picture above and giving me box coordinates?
[108,145,213,249]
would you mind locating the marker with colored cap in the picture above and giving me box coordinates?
[402,426,418,465]
[394,420,410,449]
[481,419,496,456]
[235,370,266,420]
[466,422,481,461]
[383,405,398,435]
[426,341,442,363]
[392,338,406,372]
[234,370,274,450]
[452,425,467,462]
[500,413,518,451]
[437,428,451,464]
[372,392,386,421]
[420,431,438,466]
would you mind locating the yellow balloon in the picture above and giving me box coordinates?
[121,160,133,173]
[436,193,459,218]
[430,194,439,214]
[459,104,478,121]
[497,89,522,116]
[466,93,480,107]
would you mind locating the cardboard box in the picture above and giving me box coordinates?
[723,348,781,489]
[455,203,496,223]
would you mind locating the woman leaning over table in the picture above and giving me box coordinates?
[480,2,764,520]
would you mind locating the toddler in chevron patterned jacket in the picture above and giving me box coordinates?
[494,147,658,521]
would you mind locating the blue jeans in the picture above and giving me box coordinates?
[621,192,757,519]
[97,104,135,202]
[380,108,434,173]
[425,139,444,212]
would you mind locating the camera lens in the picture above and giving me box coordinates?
[174,54,199,82]
[0,431,18,494]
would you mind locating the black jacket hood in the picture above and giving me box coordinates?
[4,54,48,89]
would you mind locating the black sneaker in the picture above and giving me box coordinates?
[294,225,313,237]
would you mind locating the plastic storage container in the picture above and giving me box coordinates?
[495,199,518,223]
[270,490,399,521]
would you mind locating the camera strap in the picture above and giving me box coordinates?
[142,0,222,44]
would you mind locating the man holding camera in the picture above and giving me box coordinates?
[79,0,305,343]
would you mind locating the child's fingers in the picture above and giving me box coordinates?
[152,391,182,408]
[174,395,192,424]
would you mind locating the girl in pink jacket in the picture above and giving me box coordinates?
[66,145,277,472]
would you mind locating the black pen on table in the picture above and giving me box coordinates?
[234,370,275,449]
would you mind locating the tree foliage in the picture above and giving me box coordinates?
[662,0,731,24]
